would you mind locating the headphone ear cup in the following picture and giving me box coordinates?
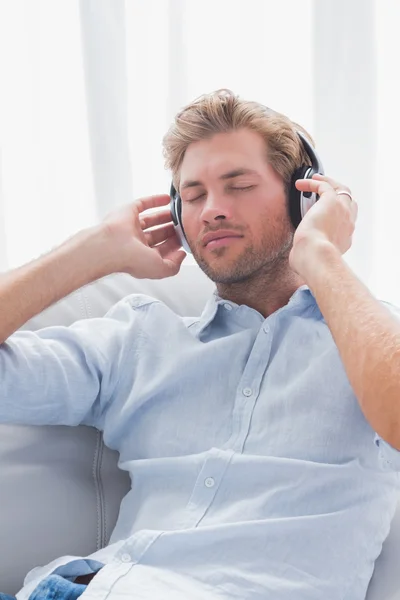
[169,185,179,226]
[288,166,309,229]
[169,184,191,254]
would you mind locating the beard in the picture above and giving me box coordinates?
[188,212,295,286]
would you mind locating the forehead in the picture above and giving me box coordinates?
[180,129,269,183]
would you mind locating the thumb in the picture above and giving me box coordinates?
[162,249,187,276]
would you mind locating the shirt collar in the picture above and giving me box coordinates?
[195,284,316,336]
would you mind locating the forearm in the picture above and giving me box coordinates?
[302,241,400,450]
[0,225,111,344]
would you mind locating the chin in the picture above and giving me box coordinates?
[195,255,253,285]
[193,237,294,285]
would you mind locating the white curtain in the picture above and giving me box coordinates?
[0,0,96,270]
[0,0,399,304]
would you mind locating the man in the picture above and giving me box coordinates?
[1,89,400,600]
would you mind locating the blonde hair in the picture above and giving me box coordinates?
[162,89,315,194]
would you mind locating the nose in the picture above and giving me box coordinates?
[200,192,234,224]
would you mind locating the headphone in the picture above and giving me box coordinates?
[170,130,325,254]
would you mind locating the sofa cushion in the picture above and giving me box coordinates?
[0,425,129,594]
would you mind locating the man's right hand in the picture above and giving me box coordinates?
[0,193,187,344]
[100,194,186,280]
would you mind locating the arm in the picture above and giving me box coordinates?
[1,297,138,427]
[298,240,400,450]
[0,194,185,426]
[0,226,109,344]
[0,194,184,344]
[292,174,400,451]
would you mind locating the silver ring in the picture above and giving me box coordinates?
[336,189,353,202]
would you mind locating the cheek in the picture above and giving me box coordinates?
[250,208,283,241]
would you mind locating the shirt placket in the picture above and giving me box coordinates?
[177,447,235,529]
[223,320,274,453]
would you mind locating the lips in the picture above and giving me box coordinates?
[202,231,243,247]
[206,236,243,249]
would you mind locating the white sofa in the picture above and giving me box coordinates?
[0,263,399,598]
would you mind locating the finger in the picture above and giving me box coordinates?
[162,249,187,275]
[155,234,183,258]
[157,250,186,278]
[135,194,171,214]
[140,208,173,230]
[295,178,334,196]
[297,178,355,205]
[145,223,177,247]
[312,173,350,193]
[296,177,358,220]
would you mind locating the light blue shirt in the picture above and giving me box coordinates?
[1,284,400,600]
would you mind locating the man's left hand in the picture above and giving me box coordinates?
[289,173,358,280]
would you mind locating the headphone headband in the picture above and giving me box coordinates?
[296,131,324,175]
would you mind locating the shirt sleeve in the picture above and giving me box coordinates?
[374,433,400,472]
[0,296,138,429]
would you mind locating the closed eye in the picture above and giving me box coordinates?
[231,186,255,191]
[187,185,256,203]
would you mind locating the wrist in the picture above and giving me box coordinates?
[56,224,115,285]
[291,237,341,284]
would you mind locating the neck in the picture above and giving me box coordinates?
[216,268,305,319]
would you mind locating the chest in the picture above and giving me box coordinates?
[104,316,368,464]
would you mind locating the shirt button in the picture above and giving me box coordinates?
[263,324,269,333]
[224,303,233,311]
[205,477,215,488]
[120,553,131,563]
[243,387,253,397]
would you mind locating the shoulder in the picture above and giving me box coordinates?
[106,293,199,330]
[120,293,163,311]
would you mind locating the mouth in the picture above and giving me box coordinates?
[205,236,243,249]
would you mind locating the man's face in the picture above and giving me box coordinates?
[179,128,295,284]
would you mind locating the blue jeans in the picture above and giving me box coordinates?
[0,574,87,600]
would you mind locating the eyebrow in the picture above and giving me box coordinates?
[180,168,259,191]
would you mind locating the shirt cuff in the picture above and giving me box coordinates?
[374,432,400,471]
